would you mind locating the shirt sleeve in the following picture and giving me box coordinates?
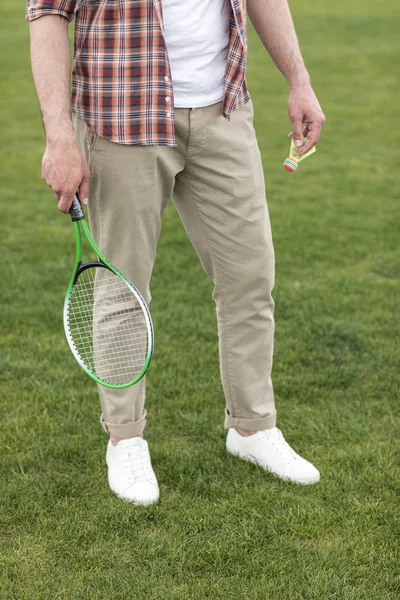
[26,0,78,23]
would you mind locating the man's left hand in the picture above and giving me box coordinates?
[288,84,326,156]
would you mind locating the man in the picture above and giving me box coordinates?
[26,0,326,506]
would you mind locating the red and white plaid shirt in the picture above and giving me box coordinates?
[26,0,250,146]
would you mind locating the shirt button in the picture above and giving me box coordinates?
[166,112,171,118]
[165,96,171,103]
[164,76,170,83]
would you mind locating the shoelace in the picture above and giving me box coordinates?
[121,443,154,485]
[260,428,299,463]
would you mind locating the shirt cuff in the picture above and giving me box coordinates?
[25,7,75,23]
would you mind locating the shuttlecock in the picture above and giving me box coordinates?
[283,137,316,172]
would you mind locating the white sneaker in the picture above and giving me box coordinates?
[106,437,160,506]
[226,427,320,485]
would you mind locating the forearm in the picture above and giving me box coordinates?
[247,0,309,88]
[29,15,74,143]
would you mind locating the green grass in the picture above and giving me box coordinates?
[1,0,399,598]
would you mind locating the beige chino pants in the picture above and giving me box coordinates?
[73,100,276,438]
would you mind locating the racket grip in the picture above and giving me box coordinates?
[70,194,85,222]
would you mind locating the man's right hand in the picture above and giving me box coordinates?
[41,137,90,214]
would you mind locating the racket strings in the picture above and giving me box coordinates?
[66,267,149,385]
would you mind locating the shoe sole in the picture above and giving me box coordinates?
[226,447,320,485]
[111,488,160,506]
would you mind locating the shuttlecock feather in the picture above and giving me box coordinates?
[283,138,316,172]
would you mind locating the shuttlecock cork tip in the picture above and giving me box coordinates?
[283,157,298,172]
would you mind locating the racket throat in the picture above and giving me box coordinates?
[73,261,109,284]
[73,261,83,284]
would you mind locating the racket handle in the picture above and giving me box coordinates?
[70,194,85,222]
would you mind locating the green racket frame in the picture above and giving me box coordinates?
[63,195,154,388]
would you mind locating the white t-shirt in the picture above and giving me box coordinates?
[161,0,230,108]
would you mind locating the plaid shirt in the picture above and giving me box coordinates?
[26,0,250,146]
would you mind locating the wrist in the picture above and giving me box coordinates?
[288,71,311,90]
[44,117,75,146]
[45,128,76,147]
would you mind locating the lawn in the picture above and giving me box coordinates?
[0,0,399,598]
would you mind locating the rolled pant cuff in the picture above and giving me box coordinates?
[224,409,277,432]
[100,410,147,439]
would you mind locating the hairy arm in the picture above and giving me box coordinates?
[29,15,89,211]
[247,0,326,154]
